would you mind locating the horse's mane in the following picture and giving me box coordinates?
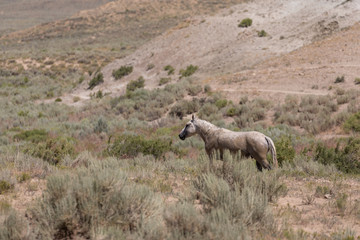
[195,119,220,133]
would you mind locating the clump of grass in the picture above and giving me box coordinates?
[344,112,360,132]
[258,30,267,37]
[146,63,155,71]
[187,84,202,96]
[334,76,345,83]
[354,78,360,85]
[179,65,198,78]
[88,72,104,90]
[28,160,163,239]
[0,180,13,194]
[126,76,145,92]
[170,99,200,119]
[25,137,76,165]
[274,135,295,167]
[215,99,228,109]
[204,84,212,93]
[13,129,48,143]
[238,18,252,28]
[55,98,62,102]
[93,117,108,134]
[164,65,175,75]
[313,138,360,174]
[112,65,133,80]
[108,134,177,159]
[159,77,171,86]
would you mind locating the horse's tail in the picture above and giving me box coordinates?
[265,137,278,168]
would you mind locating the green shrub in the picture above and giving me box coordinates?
[274,135,295,167]
[187,84,202,96]
[179,65,198,78]
[164,65,175,75]
[29,160,162,239]
[0,180,13,194]
[215,99,228,109]
[258,30,267,37]
[238,18,252,28]
[112,65,133,80]
[226,107,238,117]
[88,72,104,90]
[55,98,62,102]
[16,172,31,183]
[354,78,360,85]
[126,76,145,92]
[93,117,108,134]
[204,84,212,93]
[0,211,29,239]
[334,76,345,83]
[14,129,48,143]
[344,112,360,132]
[146,63,155,71]
[170,99,200,119]
[314,138,360,174]
[25,137,76,165]
[159,77,171,86]
[108,134,175,159]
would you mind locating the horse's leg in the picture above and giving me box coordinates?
[256,161,263,171]
[206,148,214,171]
[250,150,271,171]
[219,149,224,161]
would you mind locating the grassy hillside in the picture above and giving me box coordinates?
[0,0,359,239]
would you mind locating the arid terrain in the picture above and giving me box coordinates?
[0,0,359,239]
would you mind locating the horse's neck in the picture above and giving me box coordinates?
[196,120,218,142]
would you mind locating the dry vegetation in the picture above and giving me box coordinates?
[0,0,360,239]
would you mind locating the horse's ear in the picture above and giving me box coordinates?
[192,114,195,121]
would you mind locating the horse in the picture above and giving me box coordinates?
[179,115,278,171]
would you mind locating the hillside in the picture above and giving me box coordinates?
[0,0,360,239]
[62,0,360,103]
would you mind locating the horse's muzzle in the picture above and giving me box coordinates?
[179,134,186,140]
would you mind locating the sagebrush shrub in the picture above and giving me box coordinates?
[179,65,198,78]
[112,65,133,80]
[88,72,104,90]
[238,18,252,28]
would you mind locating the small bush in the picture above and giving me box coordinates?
[0,180,13,194]
[334,76,345,83]
[88,72,104,90]
[179,65,198,78]
[112,65,133,80]
[94,117,108,134]
[215,99,228,109]
[238,18,252,28]
[55,98,62,102]
[170,99,200,119]
[354,78,360,85]
[275,135,295,167]
[159,77,171,86]
[314,138,360,174]
[204,84,212,93]
[17,172,31,183]
[164,65,175,75]
[187,84,202,96]
[25,137,76,165]
[258,30,267,37]
[126,76,145,92]
[226,107,238,117]
[108,134,175,159]
[344,112,360,132]
[146,63,155,71]
[14,129,48,143]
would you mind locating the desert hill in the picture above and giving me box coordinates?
[62,0,360,104]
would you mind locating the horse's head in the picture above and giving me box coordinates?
[179,115,197,140]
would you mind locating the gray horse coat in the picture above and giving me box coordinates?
[179,116,278,171]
